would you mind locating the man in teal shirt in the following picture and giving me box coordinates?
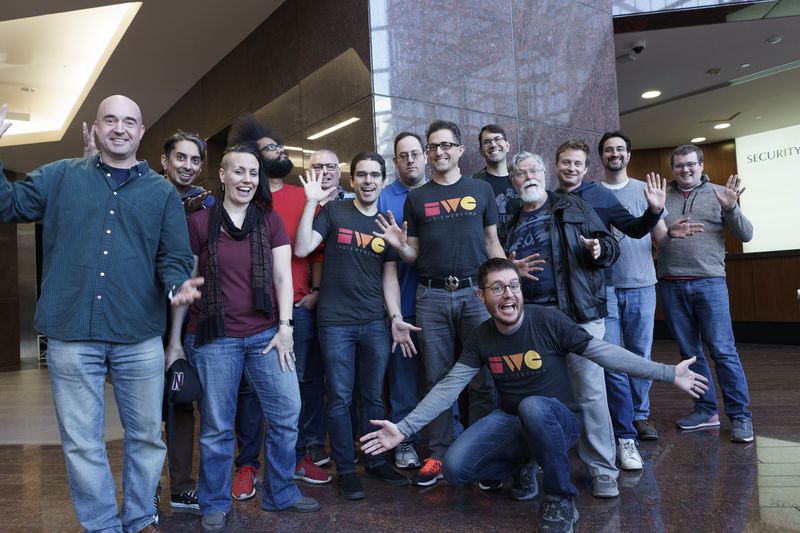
[0,96,200,533]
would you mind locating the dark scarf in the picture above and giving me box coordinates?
[195,201,274,346]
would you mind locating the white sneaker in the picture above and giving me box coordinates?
[617,438,643,470]
[394,441,420,469]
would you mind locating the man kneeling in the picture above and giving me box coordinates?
[361,258,707,533]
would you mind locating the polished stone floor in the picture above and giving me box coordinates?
[1,341,798,532]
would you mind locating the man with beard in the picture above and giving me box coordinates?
[597,131,703,457]
[360,258,708,533]
[226,116,331,503]
[472,124,518,245]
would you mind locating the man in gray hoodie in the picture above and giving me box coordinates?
[657,144,754,443]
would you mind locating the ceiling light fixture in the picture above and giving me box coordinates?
[714,123,731,130]
[740,63,751,68]
[691,137,706,143]
[307,117,360,140]
[764,35,783,45]
[284,146,316,154]
[755,115,762,119]
[641,90,661,99]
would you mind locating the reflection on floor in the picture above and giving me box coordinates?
[0,341,798,532]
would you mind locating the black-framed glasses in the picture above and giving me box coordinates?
[311,163,339,172]
[483,281,522,296]
[481,135,506,147]
[425,142,460,152]
[261,143,284,152]
[672,161,699,170]
[354,171,383,180]
[397,151,424,161]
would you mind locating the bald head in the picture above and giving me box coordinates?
[94,95,144,167]
[309,149,341,190]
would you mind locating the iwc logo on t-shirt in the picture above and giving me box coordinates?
[424,196,477,220]
[488,349,543,376]
[337,228,385,255]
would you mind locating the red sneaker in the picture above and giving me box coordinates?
[231,465,257,500]
[294,457,332,484]
[412,457,443,486]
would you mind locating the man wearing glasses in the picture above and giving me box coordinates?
[360,257,708,533]
[657,144,754,443]
[309,149,355,202]
[472,124,518,245]
[377,132,428,470]
[375,120,518,486]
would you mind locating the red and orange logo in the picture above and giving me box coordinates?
[488,350,543,375]
[424,196,477,217]
[337,228,386,253]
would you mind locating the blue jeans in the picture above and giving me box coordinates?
[186,327,302,513]
[603,285,656,439]
[659,278,752,421]
[234,306,326,467]
[443,399,581,497]
[48,337,165,533]
[415,284,497,458]
[318,318,391,474]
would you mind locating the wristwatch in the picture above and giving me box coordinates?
[278,319,294,328]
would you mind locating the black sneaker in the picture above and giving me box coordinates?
[364,463,411,486]
[478,479,503,491]
[307,443,331,467]
[338,473,365,500]
[510,460,538,501]
[539,495,579,533]
[171,488,201,515]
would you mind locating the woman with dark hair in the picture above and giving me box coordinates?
[167,144,319,533]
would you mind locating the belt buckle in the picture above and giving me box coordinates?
[444,275,460,291]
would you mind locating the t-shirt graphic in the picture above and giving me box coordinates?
[313,201,398,326]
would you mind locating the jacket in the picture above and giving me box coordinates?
[506,191,620,323]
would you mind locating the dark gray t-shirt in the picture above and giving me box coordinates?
[481,172,518,245]
[313,201,398,326]
[459,305,592,413]
[506,201,557,304]
[404,177,498,279]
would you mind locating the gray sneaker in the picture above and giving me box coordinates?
[394,441,420,469]
[510,460,538,501]
[591,475,619,498]
[731,418,754,443]
[676,410,720,430]
[202,511,228,533]
[539,495,578,533]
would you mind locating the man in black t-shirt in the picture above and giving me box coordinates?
[472,124,518,245]
[295,152,419,501]
[360,258,707,533]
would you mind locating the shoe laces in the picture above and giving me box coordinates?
[514,461,533,488]
[420,457,442,474]
[398,441,413,453]
[181,488,198,500]
[620,440,636,456]
[236,465,257,481]
[541,499,568,523]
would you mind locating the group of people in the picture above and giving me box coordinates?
[0,94,753,533]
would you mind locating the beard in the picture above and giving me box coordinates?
[519,182,546,204]
[265,156,294,178]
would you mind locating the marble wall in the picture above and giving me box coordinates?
[369,0,619,187]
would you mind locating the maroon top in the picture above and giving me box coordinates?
[186,209,290,337]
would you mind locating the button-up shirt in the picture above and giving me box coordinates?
[0,155,193,343]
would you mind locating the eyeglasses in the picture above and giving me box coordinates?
[354,171,383,180]
[261,143,284,152]
[311,163,339,172]
[483,281,522,296]
[481,135,506,147]
[514,168,545,178]
[672,161,700,170]
[425,142,460,152]
[397,151,424,161]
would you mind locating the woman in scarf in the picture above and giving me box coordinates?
[167,144,319,533]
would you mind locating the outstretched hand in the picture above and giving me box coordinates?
[391,318,422,358]
[374,211,407,250]
[673,356,709,399]
[579,235,601,260]
[644,172,667,214]
[713,175,745,210]
[360,419,405,455]
[0,104,12,138]
[82,122,98,158]
[509,251,545,281]
[668,217,705,239]
[299,167,335,204]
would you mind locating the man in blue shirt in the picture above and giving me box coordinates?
[0,96,199,533]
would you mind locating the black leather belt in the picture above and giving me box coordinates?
[419,275,477,291]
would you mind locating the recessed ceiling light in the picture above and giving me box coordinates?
[691,137,706,143]
[754,115,762,119]
[740,63,751,68]
[20,87,37,92]
[765,35,783,45]
[641,90,661,99]
[307,117,360,140]
[714,123,731,130]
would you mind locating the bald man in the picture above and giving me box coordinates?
[0,96,199,533]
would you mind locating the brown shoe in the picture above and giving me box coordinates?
[634,419,659,440]
[137,524,158,533]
